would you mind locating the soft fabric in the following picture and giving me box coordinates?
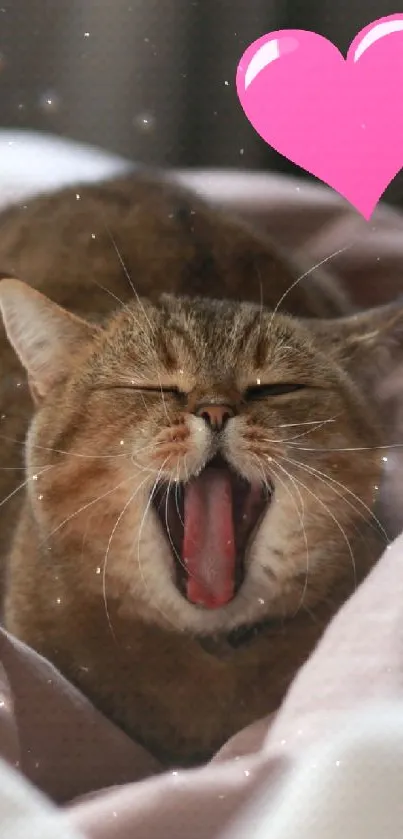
[1,130,403,838]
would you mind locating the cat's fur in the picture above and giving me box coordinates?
[0,172,399,765]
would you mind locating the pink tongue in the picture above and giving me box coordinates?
[183,469,236,609]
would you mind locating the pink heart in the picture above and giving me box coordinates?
[236,15,403,219]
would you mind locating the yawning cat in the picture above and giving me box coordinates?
[0,172,397,765]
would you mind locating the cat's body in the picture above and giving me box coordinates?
[0,172,393,765]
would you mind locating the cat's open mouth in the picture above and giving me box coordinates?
[152,455,272,610]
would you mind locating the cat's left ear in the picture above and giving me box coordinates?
[0,278,99,404]
[308,299,403,390]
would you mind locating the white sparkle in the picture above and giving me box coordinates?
[96,567,101,575]
[39,91,60,113]
[382,456,388,462]
[374,485,379,490]
[56,598,61,604]
[133,113,156,131]
[84,31,90,37]
[76,193,81,200]
[0,414,5,419]
[91,233,96,239]
[224,80,229,85]
[120,440,124,446]
[239,148,245,155]
[37,494,43,501]
[244,769,250,777]
[32,474,38,481]
[258,598,265,605]
[267,456,273,462]
[0,700,5,708]
[16,382,21,387]
[171,770,179,776]
[256,378,261,385]
[335,760,341,767]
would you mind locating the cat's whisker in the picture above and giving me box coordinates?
[89,276,133,314]
[102,472,152,644]
[103,219,157,338]
[182,454,190,484]
[269,245,352,328]
[158,383,171,424]
[39,473,139,548]
[164,474,179,564]
[0,433,132,461]
[259,415,341,445]
[277,452,390,545]
[286,441,403,454]
[256,264,264,346]
[249,450,310,618]
[300,603,320,625]
[286,469,358,591]
[265,455,311,618]
[164,476,195,580]
[0,465,55,509]
[136,457,181,630]
[0,466,33,471]
[174,466,185,529]
[276,417,338,429]
[0,432,168,464]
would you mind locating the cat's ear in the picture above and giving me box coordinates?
[308,300,403,390]
[0,278,98,403]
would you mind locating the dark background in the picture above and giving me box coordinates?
[1,0,402,204]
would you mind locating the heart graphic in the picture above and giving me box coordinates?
[236,15,403,219]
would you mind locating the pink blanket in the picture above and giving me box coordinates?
[2,147,403,837]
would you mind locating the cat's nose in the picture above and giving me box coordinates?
[194,402,236,431]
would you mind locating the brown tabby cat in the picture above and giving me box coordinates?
[0,172,398,766]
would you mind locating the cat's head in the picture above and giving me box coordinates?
[0,279,400,635]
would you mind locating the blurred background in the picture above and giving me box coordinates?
[1,0,402,205]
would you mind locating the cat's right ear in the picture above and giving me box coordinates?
[0,279,99,404]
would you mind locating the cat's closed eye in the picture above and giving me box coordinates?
[103,384,184,396]
[105,382,308,401]
[245,383,307,400]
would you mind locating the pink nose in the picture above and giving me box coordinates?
[194,403,235,431]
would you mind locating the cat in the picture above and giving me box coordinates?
[0,171,398,766]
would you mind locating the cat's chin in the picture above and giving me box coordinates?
[151,454,273,613]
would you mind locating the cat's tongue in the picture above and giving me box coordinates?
[183,468,236,609]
